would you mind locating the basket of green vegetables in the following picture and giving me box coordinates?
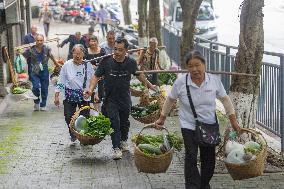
[69,106,113,145]
[132,124,183,173]
[10,81,32,94]
[131,100,161,124]
[130,83,146,97]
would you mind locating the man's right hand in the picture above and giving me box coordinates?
[155,115,166,130]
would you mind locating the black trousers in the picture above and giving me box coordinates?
[181,128,216,189]
[63,100,90,137]
[101,101,130,149]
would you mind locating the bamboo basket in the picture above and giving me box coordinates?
[69,106,104,145]
[132,109,161,124]
[224,128,267,180]
[130,87,145,97]
[134,124,173,173]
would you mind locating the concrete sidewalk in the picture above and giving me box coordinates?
[0,90,283,189]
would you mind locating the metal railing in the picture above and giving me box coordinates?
[162,23,284,151]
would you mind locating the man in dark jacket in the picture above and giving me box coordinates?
[23,25,38,78]
[58,32,87,60]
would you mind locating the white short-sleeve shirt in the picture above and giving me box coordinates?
[55,60,95,101]
[169,73,227,130]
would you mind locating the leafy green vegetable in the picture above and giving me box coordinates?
[158,73,177,85]
[130,83,146,91]
[131,102,160,118]
[80,114,113,138]
[12,87,29,94]
[132,132,183,152]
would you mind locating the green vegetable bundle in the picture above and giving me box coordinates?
[158,73,177,85]
[132,132,183,156]
[12,87,29,94]
[79,114,113,138]
[130,83,146,91]
[131,102,160,118]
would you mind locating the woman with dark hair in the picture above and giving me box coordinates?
[155,50,241,189]
[54,44,94,142]
[85,36,106,103]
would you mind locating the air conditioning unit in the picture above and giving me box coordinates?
[1,0,21,24]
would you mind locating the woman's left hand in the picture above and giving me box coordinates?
[149,84,158,92]
[232,122,242,135]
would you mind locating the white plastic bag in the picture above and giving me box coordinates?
[225,149,245,164]
[225,141,244,155]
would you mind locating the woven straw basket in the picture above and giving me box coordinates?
[69,106,104,145]
[224,128,267,180]
[130,87,145,97]
[132,109,161,124]
[134,124,173,173]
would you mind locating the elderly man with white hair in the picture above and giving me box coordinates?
[138,37,163,84]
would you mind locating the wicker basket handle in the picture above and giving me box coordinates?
[69,105,99,128]
[137,123,170,137]
[239,128,268,148]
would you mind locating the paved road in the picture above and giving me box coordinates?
[0,20,283,189]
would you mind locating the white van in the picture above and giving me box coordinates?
[165,1,218,41]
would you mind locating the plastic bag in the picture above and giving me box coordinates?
[225,141,244,155]
[225,149,245,164]
[159,49,171,70]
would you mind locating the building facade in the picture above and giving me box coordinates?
[0,0,30,97]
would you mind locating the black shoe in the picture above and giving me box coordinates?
[70,135,77,142]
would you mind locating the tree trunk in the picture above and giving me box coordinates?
[229,0,264,129]
[138,0,148,47]
[179,0,203,69]
[148,0,162,45]
[121,0,132,25]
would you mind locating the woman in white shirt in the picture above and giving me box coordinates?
[155,51,241,189]
[54,44,94,142]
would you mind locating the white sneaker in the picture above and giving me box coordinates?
[34,104,40,111]
[112,148,122,160]
[24,90,39,100]
[40,106,47,111]
[120,141,129,152]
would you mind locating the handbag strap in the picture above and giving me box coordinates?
[185,74,198,120]
[82,62,87,89]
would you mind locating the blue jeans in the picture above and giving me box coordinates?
[30,68,49,107]
[100,23,108,37]
[102,101,130,149]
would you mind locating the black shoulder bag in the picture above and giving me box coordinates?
[185,74,221,147]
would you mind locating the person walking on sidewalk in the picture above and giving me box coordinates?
[83,26,95,47]
[85,36,106,104]
[58,32,87,60]
[97,30,115,102]
[155,51,241,189]
[96,4,109,37]
[138,37,163,85]
[99,30,115,55]
[84,38,157,160]
[23,34,59,111]
[39,2,52,38]
[23,25,39,78]
[54,44,94,142]
[23,25,38,44]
